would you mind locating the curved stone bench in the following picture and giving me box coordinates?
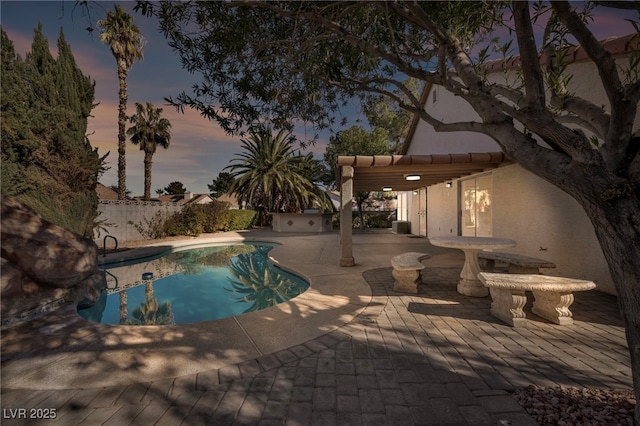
[391,252,430,294]
[477,272,596,327]
[479,252,556,274]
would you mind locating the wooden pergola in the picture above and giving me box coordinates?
[336,152,510,266]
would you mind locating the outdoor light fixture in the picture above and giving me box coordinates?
[383,187,393,191]
[405,174,421,181]
[445,181,453,188]
[412,191,418,195]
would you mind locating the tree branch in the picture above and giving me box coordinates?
[550,94,610,139]
[512,2,546,110]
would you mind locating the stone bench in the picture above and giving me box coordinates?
[391,252,430,294]
[477,272,596,327]
[479,251,556,274]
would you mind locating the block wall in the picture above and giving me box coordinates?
[95,201,183,245]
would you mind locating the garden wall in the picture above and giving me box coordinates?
[95,200,183,245]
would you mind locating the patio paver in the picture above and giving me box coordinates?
[1,230,631,425]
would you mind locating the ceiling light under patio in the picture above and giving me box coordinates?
[405,175,421,181]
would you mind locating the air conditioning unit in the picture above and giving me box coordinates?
[392,221,409,234]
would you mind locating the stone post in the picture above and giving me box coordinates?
[339,166,355,266]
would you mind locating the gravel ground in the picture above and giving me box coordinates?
[513,386,636,425]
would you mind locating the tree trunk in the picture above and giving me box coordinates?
[143,152,153,201]
[581,194,640,423]
[117,61,128,200]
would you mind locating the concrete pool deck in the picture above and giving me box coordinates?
[0,229,632,425]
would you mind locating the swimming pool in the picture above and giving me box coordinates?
[78,242,309,325]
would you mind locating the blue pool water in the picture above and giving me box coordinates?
[78,242,309,325]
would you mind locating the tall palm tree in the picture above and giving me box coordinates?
[126,102,172,200]
[225,127,329,223]
[98,5,144,200]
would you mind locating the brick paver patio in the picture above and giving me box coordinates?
[1,231,631,425]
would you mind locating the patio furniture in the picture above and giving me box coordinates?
[479,252,556,274]
[478,272,596,327]
[429,236,516,297]
[391,252,430,294]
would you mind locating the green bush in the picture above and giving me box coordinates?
[226,209,258,231]
[334,211,393,229]
[132,203,257,238]
[193,202,230,232]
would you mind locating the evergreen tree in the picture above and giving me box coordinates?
[0,25,104,237]
[164,181,187,195]
[208,172,235,198]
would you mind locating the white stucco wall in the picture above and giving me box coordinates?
[408,87,501,155]
[426,182,458,237]
[421,165,615,294]
[490,165,614,294]
[400,48,638,296]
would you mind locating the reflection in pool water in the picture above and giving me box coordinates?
[78,243,309,325]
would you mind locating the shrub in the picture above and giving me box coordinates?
[164,204,206,236]
[130,203,257,238]
[226,209,258,231]
[129,211,171,239]
[199,202,230,232]
[341,211,393,229]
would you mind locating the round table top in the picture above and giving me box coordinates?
[429,236,516,250]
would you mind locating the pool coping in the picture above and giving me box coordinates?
[1,231,373,389]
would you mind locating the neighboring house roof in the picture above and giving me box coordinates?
[156,193,214,204]
[96,183,119,200]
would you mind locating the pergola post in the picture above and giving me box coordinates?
[339,165,355,267]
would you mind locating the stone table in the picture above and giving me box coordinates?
[429,236,516,297]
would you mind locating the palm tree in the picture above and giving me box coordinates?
[225,126,330,223]
[98,5,144,200]
[126,102,172,200]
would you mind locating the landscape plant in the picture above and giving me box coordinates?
[225,126,331,223]
[127,101,172,201]
[324,125,392,229]
[1,26,103,237]
[130,201,257,238]
[98,5,144,200]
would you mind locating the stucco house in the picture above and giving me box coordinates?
[337,34,638,296]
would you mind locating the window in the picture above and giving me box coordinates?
[460,174,492,237]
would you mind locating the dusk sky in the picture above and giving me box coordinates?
[1,1,359,196]
[1,1,636,196]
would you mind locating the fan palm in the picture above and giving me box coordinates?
[98,5,144,200]
[225,127,329,222]
[127,102,172,200]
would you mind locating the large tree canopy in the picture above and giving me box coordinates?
[137,1,640,420]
